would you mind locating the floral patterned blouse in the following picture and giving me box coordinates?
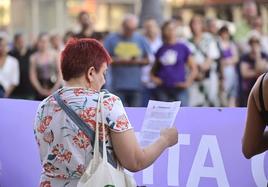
[33,87,132,187]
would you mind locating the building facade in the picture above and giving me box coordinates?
[0,0,268,43]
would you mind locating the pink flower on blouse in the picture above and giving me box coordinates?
[43,130,54,144]
[103,96,117,111]
[57,154,66,162]
[53,106,62,112]
[79,107,96,126]
[55,150,72,163]
[97,124,109,141]
[44,162,58,173]
[40,181,51,187]
[52,147,59,156]
[115,115,129,130]
[76,164,85,175]
[73,131,90,149]
[56,174,68,179]
[74,88,84,96]
[64,151,72,163]
[37,116,53,133]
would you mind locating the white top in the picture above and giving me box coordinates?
[0,56,19,91]
[34,88,132,186]
[187,32,220,65]
[142,37,162,88]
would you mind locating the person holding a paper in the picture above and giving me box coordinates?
[33,38,178,186]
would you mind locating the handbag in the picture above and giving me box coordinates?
[53,91,136,187]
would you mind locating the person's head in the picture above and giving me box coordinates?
[0,37,8,57]
[248,32,261,53]
[63,31,74,45]
[252,16,263,32]
[13,33,25,50]
[243,1,258,20]
[190,15,204,36]
[78,11,92,30]
[206,18,217,35]
[50,33,62,50]
[172,15,183,26]
[161,20,177,44]
[218,25,230,41]
[61,38,112,90]
[122,14,138,37]
[91,31,108,43]
[143,18,160,39]
[36,33,50,52]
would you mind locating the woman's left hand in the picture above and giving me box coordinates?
[175,80,191,89]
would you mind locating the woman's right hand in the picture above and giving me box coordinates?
[111,127,179,172]
[160,127,178,147]
[151,76,163,86]
[37,88,51,97]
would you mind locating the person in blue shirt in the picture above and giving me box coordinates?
[104,14,151,107]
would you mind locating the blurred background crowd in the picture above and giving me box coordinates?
[0,0,268,107]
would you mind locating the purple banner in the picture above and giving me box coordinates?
[0,99,267,187]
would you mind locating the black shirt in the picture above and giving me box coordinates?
[8,47,35,98]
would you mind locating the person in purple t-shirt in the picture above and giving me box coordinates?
[240,34,268,106]
[151,20,197,106]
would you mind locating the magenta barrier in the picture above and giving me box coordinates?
[0,99,267,187]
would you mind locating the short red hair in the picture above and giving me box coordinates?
[61,38,112,81]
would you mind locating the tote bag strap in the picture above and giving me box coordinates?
[53,91,117,168]
[97,92,120,168]
[100,92,108,163]
[92,92,108,164]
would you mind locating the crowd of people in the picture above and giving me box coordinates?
[0,1,268,107]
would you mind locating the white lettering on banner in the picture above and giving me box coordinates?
[167,134,191,186]
[251,152,267,187]
[186,135,230,187]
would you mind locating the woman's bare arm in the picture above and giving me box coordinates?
[29,55,46,95]
[50,52,62,93]
[111,127,178,172]
[242,75,268,159]
[240,62,258,79]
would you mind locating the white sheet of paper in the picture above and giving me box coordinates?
[139,100,181,147]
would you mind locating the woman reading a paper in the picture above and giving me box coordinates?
[33,38,178,186]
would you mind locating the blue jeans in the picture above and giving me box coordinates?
[114,90,141,107]
[0,85,5,98]
[156,87,189,106]
[141,87,158,107]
